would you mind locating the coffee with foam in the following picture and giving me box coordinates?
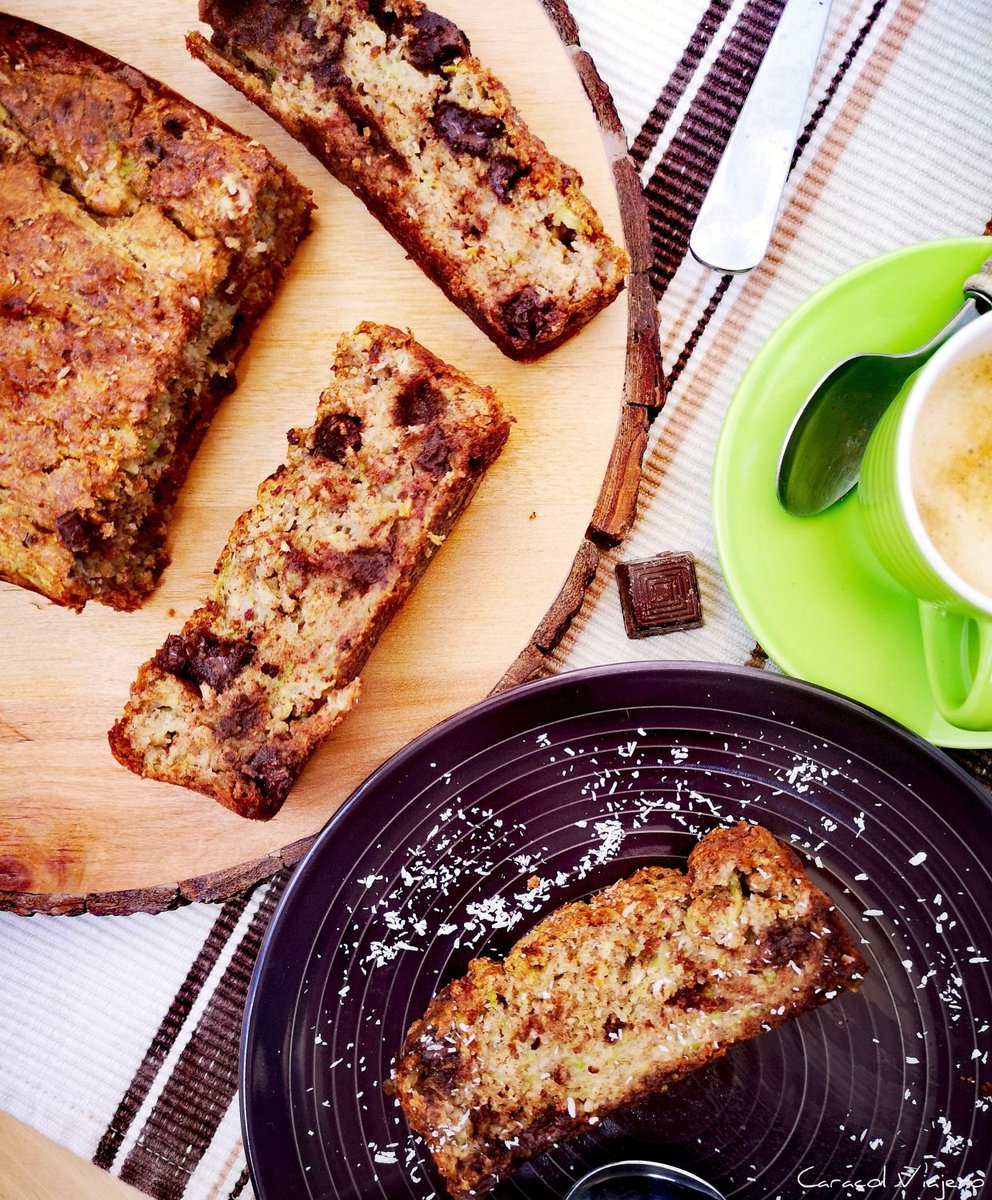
[911,351,992,597]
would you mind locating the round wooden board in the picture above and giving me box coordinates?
[0,0,659,912]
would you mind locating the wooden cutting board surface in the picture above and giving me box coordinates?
[0,0,649,910]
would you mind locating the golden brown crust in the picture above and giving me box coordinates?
[0,14,312,610]
[392,823,867,1198]
[186,0,629,359]
[109,323,511,819]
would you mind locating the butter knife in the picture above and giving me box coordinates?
[689,0,832,274]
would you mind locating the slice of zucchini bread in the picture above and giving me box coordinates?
[109,322,511,819]
[0,15,312,611]
[186,0,629,359]
[391,822,867,1198]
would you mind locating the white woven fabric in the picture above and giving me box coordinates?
[0,904,223,1160]
[1,3,991,1198]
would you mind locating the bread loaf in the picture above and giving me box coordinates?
[109,322,510,818]
[0,14,312,610]
[187,0,629,359]
[392,822,867,1198]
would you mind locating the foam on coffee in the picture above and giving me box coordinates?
[911,350,992,597]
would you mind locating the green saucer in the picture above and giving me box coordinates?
[713,236,992,748]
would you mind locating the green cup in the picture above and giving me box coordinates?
[859,312,992,730]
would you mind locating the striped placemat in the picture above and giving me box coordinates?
[1,2,991,1198]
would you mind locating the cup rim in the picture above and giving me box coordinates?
[895,311,992,616]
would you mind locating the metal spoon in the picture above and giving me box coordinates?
[776,262,992,517]
[565,1159,726,1200]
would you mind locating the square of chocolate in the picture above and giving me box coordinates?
[615,552,703,639]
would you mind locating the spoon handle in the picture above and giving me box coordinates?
[964,255,992,310]
[903,294,984,362]
[689,0,833,274]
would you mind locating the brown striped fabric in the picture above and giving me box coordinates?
[93,895,252,1174]
[111,873,289,1198]
[643,0,786,296]
[628,0,733,169]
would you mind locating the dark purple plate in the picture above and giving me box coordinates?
[240,663,992,1200]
